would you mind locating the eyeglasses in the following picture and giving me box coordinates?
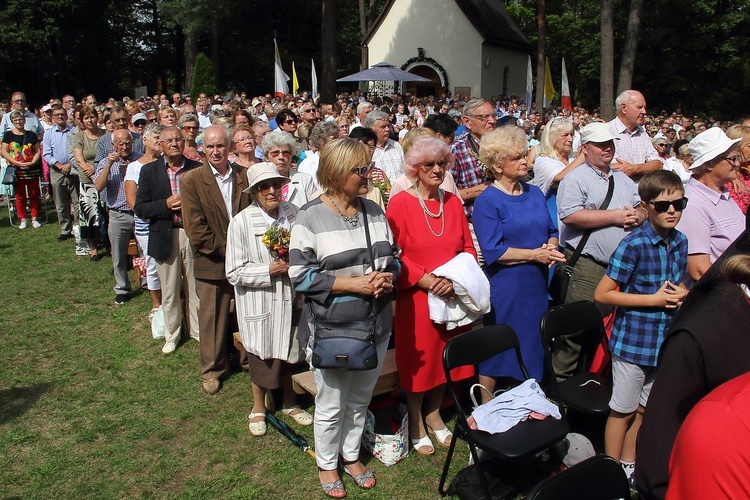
[134,120,147,126]
[63,99,75,103]
[181,125,197,131]
[267,149,292,157]
[351,162,374,177]
[284,119,297,125]
[724,155,742,166]
[469,113,496,122]
[302,108,316,113]
[161,137,185,144]
[420,160,448,170]
[53,113,67,117]
[12,98,25,103]
[648,198,688,213]
[234,135,254,143]
[257,180,284,193]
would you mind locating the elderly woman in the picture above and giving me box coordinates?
[72,105,105,259]
[473,126,565,400]
[334,115,351,138]
[676,128,746,283]
[178,113,201,162]
[261,130,316,208]
[290,138,400,498]
[531,117,585,226]
[231,124,257,169]
[225,163,312,437]
[158,106,177,127]
[124,123,164,319]
[386,137,476,455]
[726,124,750,214]
[1,110,41,229]
[297,121,340,185]
[276,109,307,158]
[390,128,461,201]
[663,139,692,184]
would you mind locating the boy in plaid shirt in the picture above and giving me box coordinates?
[594,171,689,484]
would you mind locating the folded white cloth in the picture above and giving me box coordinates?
[428,252,491,330]
[471,379,561,434]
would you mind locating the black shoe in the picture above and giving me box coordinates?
[114,294,129,305]
[57,233,72,242]
[90,254,104,262]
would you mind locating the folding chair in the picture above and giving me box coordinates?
[540,301,611,415]
[438,325,569,499]
[526,454,630,500]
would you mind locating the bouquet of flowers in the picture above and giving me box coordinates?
[262,225,291,261]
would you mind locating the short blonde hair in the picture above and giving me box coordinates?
[401,127,436,155]
[479,126,527,169]
[726,124,750,150]
[318,138,369,192]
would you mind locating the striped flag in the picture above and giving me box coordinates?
[274,38,289,98]
[561,58,572,111]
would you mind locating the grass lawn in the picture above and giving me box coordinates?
[0,211,472,499]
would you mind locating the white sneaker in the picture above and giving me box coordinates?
[18,221,28,229]
[161,341,177,355]
[75,245,88,256]
[32,220,42,229]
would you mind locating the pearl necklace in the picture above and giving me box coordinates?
[413,186,445,237]
[493,180,522,196]
[327,194,360,227]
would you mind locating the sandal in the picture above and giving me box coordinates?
[411,434,435,455]
[247,412,267,436]
[319,468,346,498]
[341,459,376,489]
[427,424,453,447]
[282,405,313,426]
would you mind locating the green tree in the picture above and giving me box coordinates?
[190,53,217,101]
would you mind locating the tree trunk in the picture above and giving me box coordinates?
[321,0,338,102]
[616,0,643,95]
[534,0,546,114]
[182,30,195,94]
[600,0,615,120]
[358,0,368,71]
[150,0,166,96]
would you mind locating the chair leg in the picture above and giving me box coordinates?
[438,427,458,496]
[468,441,493,500]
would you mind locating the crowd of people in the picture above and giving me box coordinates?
[2,86,750,499]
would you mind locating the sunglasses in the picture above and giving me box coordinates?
[257,180,284,193]
[648,198,688,213]
[420,160,448,170]
[351,162,374,177]
[284,119,297,125]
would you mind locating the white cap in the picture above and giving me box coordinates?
[580,122,618,144]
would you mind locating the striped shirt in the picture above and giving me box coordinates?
[372,139,404,184]
[608,117,661,167]
[606,221,688,366]
[94,153,142,210]
[289,197,401,347]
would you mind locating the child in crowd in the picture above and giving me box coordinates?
[594,170,689,484]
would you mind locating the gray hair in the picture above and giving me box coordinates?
[9,110,24,120]
[615,90,638,109]
[143,122,164,139]
[364,110,389,128]
[356,101,373,114]
[309,121,340,149]
[261,130,296,156]
[463,98,489,117]
[178,113,198,127]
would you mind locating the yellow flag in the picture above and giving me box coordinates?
[543,57,556,108]
[292,62,299,96]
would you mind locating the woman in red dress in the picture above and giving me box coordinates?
[386,137,476,455]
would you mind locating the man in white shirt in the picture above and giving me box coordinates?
[366,110,404,183]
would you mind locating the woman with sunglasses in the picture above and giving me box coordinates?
[289,138,400,498]
[385,137,477,455]
[177,113,201,162]
[230,124,257,169]
[226,162,312,438]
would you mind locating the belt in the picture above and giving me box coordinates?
[564,244,607,268]
[110,207,133,215]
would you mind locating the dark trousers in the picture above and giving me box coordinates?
[196,277,234,380]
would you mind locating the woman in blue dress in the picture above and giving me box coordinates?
[472,126,566,402]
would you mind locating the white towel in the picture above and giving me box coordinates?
[428,252,491,330]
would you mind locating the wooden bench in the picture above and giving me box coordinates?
[127,239,141,289]
[291,349,399,397]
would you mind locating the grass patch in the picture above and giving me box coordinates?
[0,215,473,499]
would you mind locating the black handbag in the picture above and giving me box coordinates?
[2,165,17,185]
[549,175,615,305]
[311,200,379,370]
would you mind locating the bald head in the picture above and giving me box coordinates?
[204,125,230,171]
[112,129,133,159]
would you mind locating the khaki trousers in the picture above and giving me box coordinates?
[155,228,199,344]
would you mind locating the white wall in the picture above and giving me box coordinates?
[367,0,484,96]
[481,46,530,98]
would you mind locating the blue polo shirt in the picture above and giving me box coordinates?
[605,220,688,367]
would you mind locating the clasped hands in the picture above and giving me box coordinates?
[427,273,455,301]
[354,271,394,299]
[653,280,688,309]
[536,243,566,268]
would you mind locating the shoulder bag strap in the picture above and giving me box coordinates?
[359,199,379,318]
[567,174,616,268]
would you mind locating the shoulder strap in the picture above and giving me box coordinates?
[359,199,379,318]
[568,174,615,267]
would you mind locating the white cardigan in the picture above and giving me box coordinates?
[225,201,299,360]
[428,252,491,330]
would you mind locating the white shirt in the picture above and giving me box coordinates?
[209,162,234,221]
[297,151,320,188]
[372,139,405,183]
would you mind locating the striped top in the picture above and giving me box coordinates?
[289,197,401,347]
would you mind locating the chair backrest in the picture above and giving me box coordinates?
[443,324,529,380]
[540,300,605,376]
[526,454,630,500]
